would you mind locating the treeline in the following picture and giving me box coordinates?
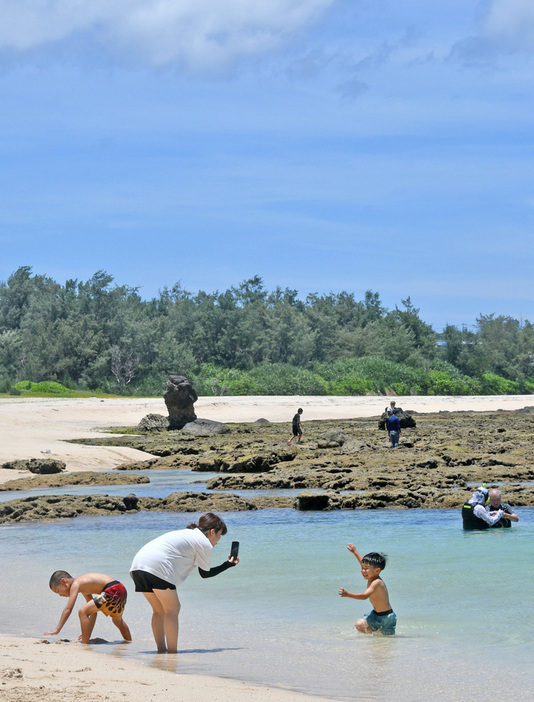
[0,267,533,396]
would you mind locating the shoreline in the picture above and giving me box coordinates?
[0,633,338,702]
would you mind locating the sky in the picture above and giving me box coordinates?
[1,0,534,330]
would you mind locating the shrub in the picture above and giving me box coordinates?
[479,373,520,395]
[14,380,73,395]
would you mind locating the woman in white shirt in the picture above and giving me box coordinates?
[130,512,238,653]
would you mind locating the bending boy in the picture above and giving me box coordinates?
[45,570,132,644]
[338,544,396,635]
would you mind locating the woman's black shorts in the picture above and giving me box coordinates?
[130,570,176,592]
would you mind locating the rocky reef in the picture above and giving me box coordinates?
[0,471,150,492]
[3,407,534,523]
[0,491,292,524]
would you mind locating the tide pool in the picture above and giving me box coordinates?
[1,506,533,700]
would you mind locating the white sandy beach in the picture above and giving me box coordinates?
[1,394,533,484]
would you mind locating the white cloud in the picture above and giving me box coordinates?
[483,0,534,50]
[0,0,336,69]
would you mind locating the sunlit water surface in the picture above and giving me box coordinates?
[1,479,533,701]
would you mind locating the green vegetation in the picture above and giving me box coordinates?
[0,266,533,397]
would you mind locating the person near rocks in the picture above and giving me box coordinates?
[486,488,518,528]
[129,512,239,654]
[288,408,303,445]
[385,400,397,416]
[461,486,504,530]
[386,412,401,448]
[338,544,396,636]
[44,571,132,644]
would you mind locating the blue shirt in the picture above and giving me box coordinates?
[386,415,401,432]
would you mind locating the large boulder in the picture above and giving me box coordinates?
[181,418,230,436]
[136,413,170,433]
[164,374,198,429]
[378,407,417,430]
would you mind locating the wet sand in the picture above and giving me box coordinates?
[0,633,338,702]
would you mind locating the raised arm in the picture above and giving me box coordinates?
[346,543,363,565]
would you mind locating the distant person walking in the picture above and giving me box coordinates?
[386,412,401,448]
[288,408,303,445]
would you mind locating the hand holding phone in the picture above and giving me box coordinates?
[230,541,240,562]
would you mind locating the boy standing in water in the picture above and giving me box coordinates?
[338,544,396,635]
[45,570,132,644]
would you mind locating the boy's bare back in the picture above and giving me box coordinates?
[72,572,118,595]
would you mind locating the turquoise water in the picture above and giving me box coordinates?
[1,501,533,700]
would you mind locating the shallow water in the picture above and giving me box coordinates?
[1,503,533,700]
[0,469,318,502]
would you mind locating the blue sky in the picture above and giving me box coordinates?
[1,0,534,330]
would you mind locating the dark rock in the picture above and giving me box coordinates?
[253,418,271,425]
[123,493,139,510]
[378,409,417,430]
[1,458,67,474]
[182,418,230,436]
[136,413,170,433]
[164,374,198,429]
[416,460,439,469]
[294,491,336,511]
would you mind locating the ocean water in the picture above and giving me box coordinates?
[1,491,533,701]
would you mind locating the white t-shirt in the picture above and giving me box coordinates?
[130,528,213,586]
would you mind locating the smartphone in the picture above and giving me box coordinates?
[230,541,240,560]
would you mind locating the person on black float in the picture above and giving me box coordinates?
[461,486,504,530]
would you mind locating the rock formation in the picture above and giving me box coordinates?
[137,374,230,434]
[164,374,198,429]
